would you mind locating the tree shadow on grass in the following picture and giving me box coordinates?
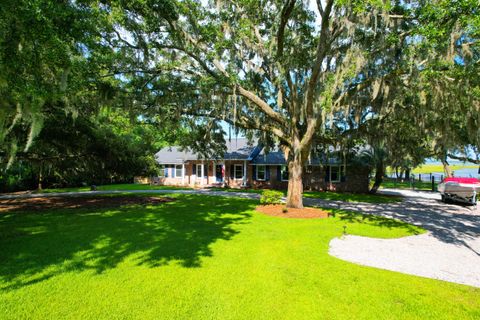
[0,195,254,291]
[329,209,423,235]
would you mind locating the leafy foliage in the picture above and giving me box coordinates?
[101,0,427,207]
[0,107,170,192]
[1,0,478,197]
[260,189,284,205]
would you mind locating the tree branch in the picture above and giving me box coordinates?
[276,0,296,58]
[300,0,334,152]
[447,153,480,164]
[305,0,333,116]
[236,85,287,127]
[182,110,291,145]
[316,0,324,16]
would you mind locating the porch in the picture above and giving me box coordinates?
[152,160,251,188]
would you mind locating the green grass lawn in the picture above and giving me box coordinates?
[1,194,479,319]
[36,183,192,193]
[379,179,435,191]
[36,184,401,204]
[208,187,263,194]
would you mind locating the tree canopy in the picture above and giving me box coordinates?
[93,0,476,206]
[1,0,478,201]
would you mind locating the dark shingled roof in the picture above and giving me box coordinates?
[251,150,287,165]
[155,138,345,165]
[155,138,258,164]
[251,149,342,165]
[223,138,258,160]
[154,147,196,164]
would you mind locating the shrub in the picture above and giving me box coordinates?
[260,189,283,205]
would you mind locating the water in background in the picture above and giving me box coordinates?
[450,168,479,178]
[388,167,480,182]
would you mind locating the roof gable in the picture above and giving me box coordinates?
[155,138,257,163]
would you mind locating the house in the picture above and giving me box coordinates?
[152,138,370,193]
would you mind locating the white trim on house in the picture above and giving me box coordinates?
[181,163,185,184]
[256,165,266,181]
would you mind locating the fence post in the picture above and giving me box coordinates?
[431,176,435,191]
[419,174,422,182]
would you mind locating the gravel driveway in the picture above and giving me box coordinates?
[310,189,480,288]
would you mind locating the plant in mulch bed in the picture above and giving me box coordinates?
[259,190,283,205]
[282,207,288,213]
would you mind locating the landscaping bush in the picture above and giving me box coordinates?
[260,189,283,205]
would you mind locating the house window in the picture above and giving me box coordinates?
[234,164,244,180]
[330,165,341,182]
[256,165,266,181]
[175,165,183,178]
[281,165,289,181]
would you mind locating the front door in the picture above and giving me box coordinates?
[215,165,224,182]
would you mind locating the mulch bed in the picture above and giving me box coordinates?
[0,196,175,213]
[256,204,329,219]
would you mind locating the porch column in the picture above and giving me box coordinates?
[182,163,185,185]
[222,163,225,184]
[201,161,205,186]
[243,160,247,186]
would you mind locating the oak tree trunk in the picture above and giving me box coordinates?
[370,161,384,194]
[286,156,304,208]
[405,167,411,180]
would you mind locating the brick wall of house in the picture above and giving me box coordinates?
[250,165,288,189]
[249,164,370,193]
[224,161,251,188]
[303,165,370,193]
[152,161,370,193]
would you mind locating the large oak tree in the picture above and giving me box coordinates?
[108,0,416,207]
